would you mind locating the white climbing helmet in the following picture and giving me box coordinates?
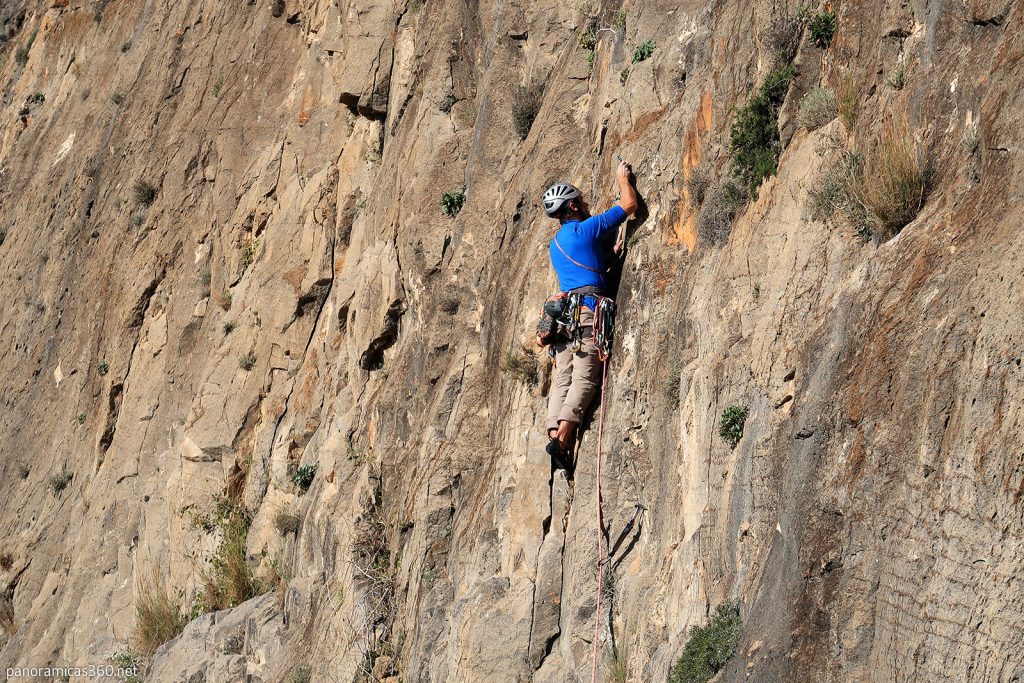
[542,182,581,217]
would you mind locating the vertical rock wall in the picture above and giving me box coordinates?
[0,0,1021,681]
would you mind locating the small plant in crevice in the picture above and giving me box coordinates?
[887,63,906,91]
[242,237,260,269]
[133,571,187,659]
[132,180,157,206]
[238,352,257,371]
[212,76,224,97]
[697,178,746,247]
[76,412,87,425]
[197,496,260,612]
[809,11,836,49]
[728,64,796,199]
[665,366,682,409]
[612,10,626,33]
[511,84,543,140]
[198,268,212,287]
[0,552,13,571]
[350,483,397,680]
[97,360,110,375]
[15,31,36,66]
[129,210,146,228]
[607,644,629,683]
[291,463,318,493]
[286,665,312,683]
[274,509,301,535]
[797,86,838,130]
[17,464,30,479]
[440,189,466,217]
[111,91,126,106]
[120,41,131,53]
[94,0,111,23]
[806,149,871,241]
[500,351,538,386]
[216,290,233,311]
[421,567,439,590]
[765,12,805,66]
[686,162,712,206]
[632,39,656,64]
[439,92,457,113]
[620,66,630,85]
[577,23,597,51]
[49,469,73,495]
[718,405,748,449]
[28,91,45,105]
[838,80,858,130]
[109,650,143,683]
[668,600,743,683]
[222,321,236,335]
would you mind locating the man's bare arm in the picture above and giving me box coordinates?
[614,161,637,253]
[616,161,638,216]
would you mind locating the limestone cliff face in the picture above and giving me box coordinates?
[1,0,1022,680]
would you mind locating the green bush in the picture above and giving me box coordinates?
[222,321,235,335]
[887,64,906,91]
[440,189,466,217]
[198,497,259,612]
[718,405,747,449]
[669,600,743,683]
[292,463,318,493]
[632,39,656,64]
[512,85,543,139]
[577,24,597,51]
[28,92,44,105]
[238,353,257,371]
[809,11,836,48]
[439,93,457,113]
[728,64,795,199]
[796,86,837,130]
[286,665,312,683]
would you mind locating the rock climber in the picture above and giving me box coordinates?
[540,160,637,473]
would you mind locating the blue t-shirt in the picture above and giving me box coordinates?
[549,205,628,294]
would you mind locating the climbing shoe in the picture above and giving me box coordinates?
[547,439,574,477]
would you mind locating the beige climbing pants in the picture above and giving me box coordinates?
[545,307,601,432]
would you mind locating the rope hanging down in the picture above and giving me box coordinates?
[590,355,609,683]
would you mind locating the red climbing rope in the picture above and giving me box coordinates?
[591,356,609,683]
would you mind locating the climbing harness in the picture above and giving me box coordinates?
[536,287,612,355]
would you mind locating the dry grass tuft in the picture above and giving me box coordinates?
[133,571,187,659]
[852,123,930,238]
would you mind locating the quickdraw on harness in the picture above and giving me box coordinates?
[536,290,615,359]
